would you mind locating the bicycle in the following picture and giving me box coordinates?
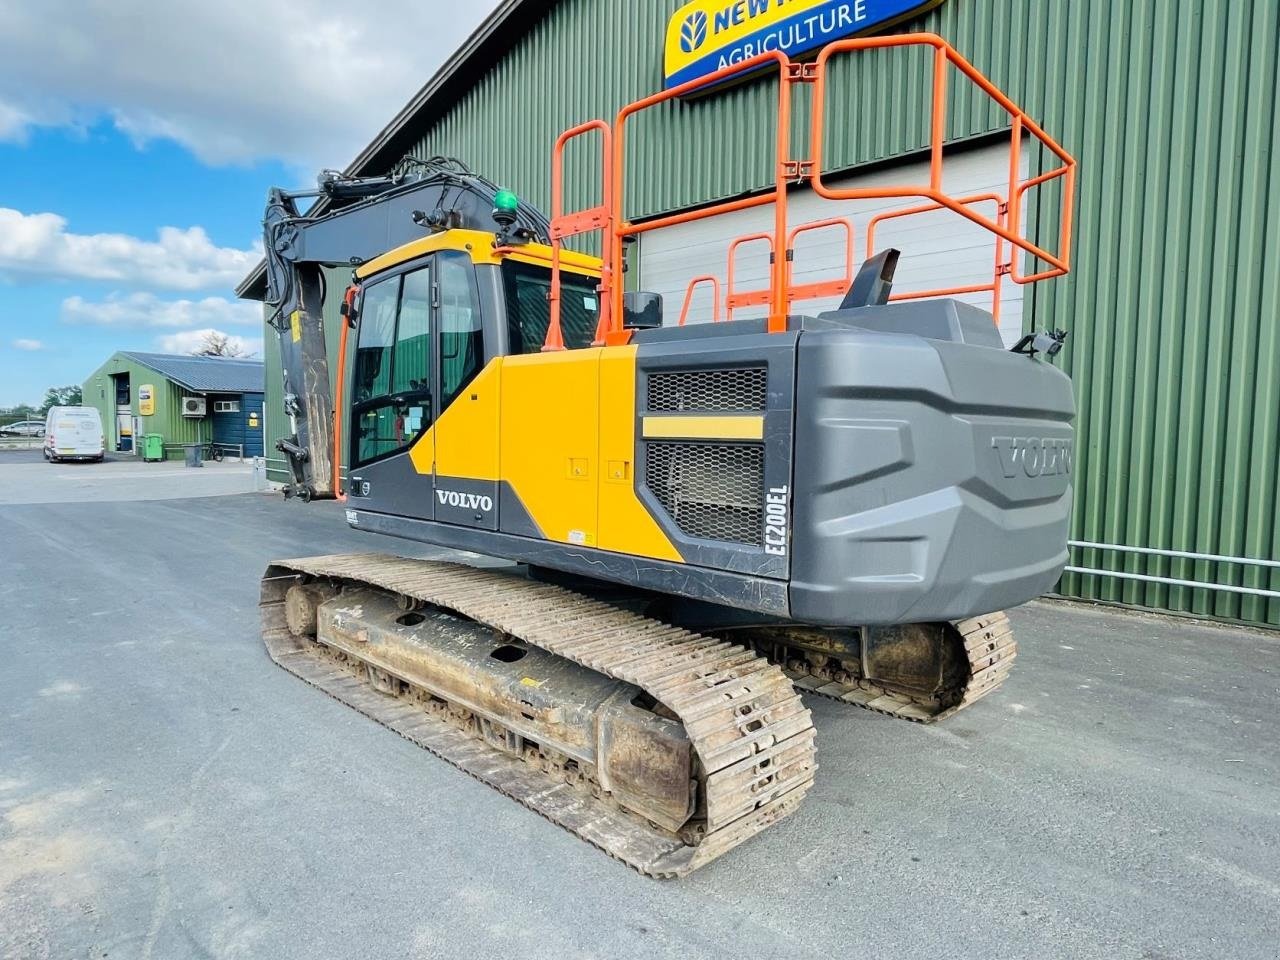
[203,441,225,462]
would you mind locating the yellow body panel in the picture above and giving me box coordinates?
[411,360,502,480]
[599,349,684,562]
[356,228,602,279]
[641,415,764,441]
[500,350,601,546]
[402,347,683,562]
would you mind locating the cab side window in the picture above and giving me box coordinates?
[393,268,432,395]
[438,251,484,408]
[353,277,397,404]
[352,265,434,467]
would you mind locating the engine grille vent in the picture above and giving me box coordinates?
[647,367,767,413]
[645,441,764,545]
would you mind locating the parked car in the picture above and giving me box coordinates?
[0,419,46,437]
[43,406,105,463]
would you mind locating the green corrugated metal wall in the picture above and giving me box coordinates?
[262,0,1279,625]
[82,353,211,458]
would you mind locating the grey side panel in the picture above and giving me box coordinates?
[345,508,789,617]
[634,333,796,580]
[631,317,769,343]
[498,480,544,539]
[811,298,1006,349]
[433,475,499,530]
[347,451,434,521]
[789,318,1075,626]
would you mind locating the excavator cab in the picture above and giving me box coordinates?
[335,232,610,525]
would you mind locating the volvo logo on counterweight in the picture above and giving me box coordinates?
[991,437,1073,479]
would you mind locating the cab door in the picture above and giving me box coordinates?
[346,262,436,520]
[430,250,499,530]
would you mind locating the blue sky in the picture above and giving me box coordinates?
[0,0,498,408]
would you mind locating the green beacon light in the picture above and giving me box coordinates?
[492,188,521,242]
[493,189,519,214]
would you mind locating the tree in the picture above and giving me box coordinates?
[191,331,251,358]
[40,386,82,412]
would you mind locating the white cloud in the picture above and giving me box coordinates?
[0,99,30,141]
[0,2,501,169]
[12,339,43,350]
[155,329,263,357]
[61,292,261,329]
[0,208,259,290]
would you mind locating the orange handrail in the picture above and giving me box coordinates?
[724,232,774,321]
[542,35,1075,345]
[548,119,612,350]
[786,217,856,304]
[332,283,357,501]
[678,276,722,326]
[865,193,1007,325]
[610,51,795,342]
[809,34,1076,280]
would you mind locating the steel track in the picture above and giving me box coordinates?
[780,612,1018,722]
[260,554,816,878]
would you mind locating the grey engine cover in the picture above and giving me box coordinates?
[788,300,1075,625]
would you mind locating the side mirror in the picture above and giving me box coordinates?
[339,285,361,327]
[623,291,663,329]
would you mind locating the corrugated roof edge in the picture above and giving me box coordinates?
[236,0,539,302]
[120,351,264,394]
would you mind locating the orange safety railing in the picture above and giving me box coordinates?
[678,275,722,326]
[809,34,1075,282]
[722,219,855,321]
[724,233,775,321]
[539,35,1075,349]
[786,217,856,304]
[547,119,613,350]
[607,51,796,342]
[332,283,359,501]
[865,193,1008,324]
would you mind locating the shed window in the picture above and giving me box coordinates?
[213,400,241,413]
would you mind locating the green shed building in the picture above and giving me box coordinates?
[238,0,1279,626]
[81,352,265,460]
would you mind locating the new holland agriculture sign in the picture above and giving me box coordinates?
[663,0,945,90]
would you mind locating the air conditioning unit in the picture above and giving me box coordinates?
[182,396,207,418]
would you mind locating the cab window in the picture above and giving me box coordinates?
[439,251,484,408]
[501,260,599,354]
[352,265,434,467]
[353,277,397,403]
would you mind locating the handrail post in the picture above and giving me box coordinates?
[548,120,612,351]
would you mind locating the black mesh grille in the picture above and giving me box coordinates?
[647,368,767,412]
[645,441,764,545]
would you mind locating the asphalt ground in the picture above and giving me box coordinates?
[0,448,255,504]
[0,471,1276,959]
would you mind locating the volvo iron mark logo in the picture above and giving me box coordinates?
[991,436,1073,479]
[680,10,708,53]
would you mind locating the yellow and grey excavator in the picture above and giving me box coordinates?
[257,38,1076,876]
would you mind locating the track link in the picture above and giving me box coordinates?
[781,612,1017,722]
[261,554,816,877]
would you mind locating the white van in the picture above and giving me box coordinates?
[44,406,105,463]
